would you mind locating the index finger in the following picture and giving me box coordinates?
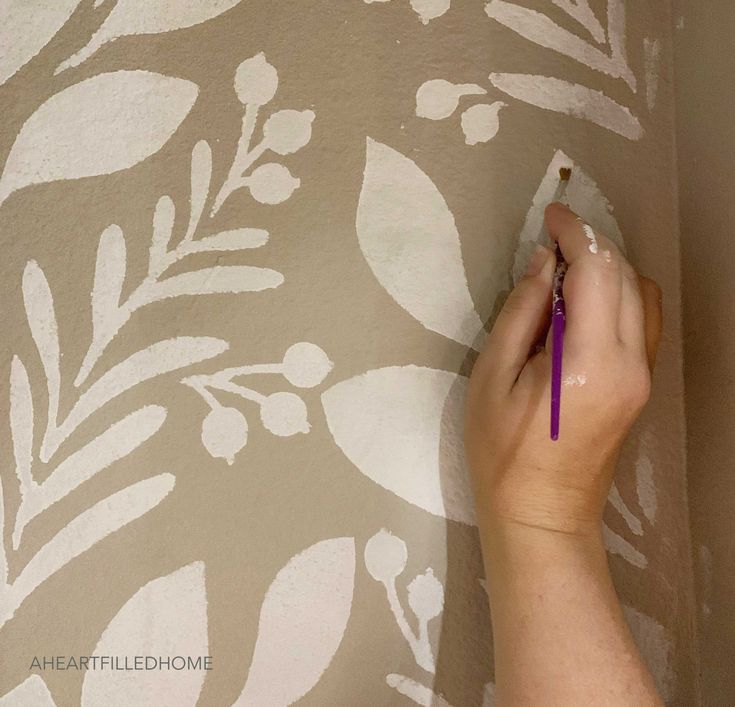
[544,202,622,350]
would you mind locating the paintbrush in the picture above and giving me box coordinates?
[550,167,571,441]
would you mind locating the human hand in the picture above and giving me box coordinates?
[465,202,662,538]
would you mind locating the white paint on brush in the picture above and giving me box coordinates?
[582,223,598,253]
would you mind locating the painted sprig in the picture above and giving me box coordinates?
[182,342,334,465]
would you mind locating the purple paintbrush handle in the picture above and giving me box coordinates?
[550,245,566,440]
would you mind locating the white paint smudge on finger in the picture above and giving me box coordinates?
[582,223,599,254]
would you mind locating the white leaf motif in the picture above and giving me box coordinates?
[0,71,198,206]
[152,266,283,300]
[551,0,604,43]
[512,149,625,283]
[14,405,167,548]
[0,674,57,706]
[149,196,176,276]
[57,0,244,72]
[91,225,126,340]
[22,260,60,429]
[386,675,452,707]
[234,538,355,706]
[489,73,642,141]
[42,337,228,462]
[485,1,636,90]
[357,138,483,347]
[322,366,475,524]
[603,523,647,569]
[1,474,175,629]
[0,1,81,85]
[81,563,208,707]
[186,229,269,253]
[185,140,212,240]
[10,356,34,499]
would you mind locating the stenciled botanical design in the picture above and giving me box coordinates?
[364,529,496,707]
[362,0,451,25]
[411,1,660,144]
[182,342,334,465]
[1,52,318,630]
[324,137,655,571]
[1,538,356,706]
[1,0,247,85]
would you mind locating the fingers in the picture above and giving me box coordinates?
[544,202,622,351]
[478,245,556,391]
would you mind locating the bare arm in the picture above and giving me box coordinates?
[465,203,664,706]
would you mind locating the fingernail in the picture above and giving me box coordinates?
[525,245,547,277]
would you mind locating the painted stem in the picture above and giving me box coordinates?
[384,579,436,673]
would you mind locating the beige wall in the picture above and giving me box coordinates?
[0,2,701,705]
[675,2,735,704]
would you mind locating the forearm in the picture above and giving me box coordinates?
[481,520,662,706]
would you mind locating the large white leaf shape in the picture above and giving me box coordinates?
[0,1,81,85]
[0,71,198,206]
[0,674,57,707]
[489,73,642,141]
[57,0,244,72]
[234,537,356,706]
[322,366,476,525]
[356,138,484,348]
[81,563,208,707]
[623,607,674,701]
[512,149,625,283]
[2,474,175,629]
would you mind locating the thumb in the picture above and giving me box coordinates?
[478,245,556,391]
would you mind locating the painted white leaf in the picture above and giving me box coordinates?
[386,675,452,707]
[10,356,34,496]
[551,0,604,43]
[3,474,175,630]
[0,674,57,707]
[489,73,642,141]
[0,0,81,85]
[22,260,60,424]
[149,196,176,276]
[623,607,674,701]
[184,140,212,240]
[512,149,625,283]
[485,1,635,90]
[57,0,244,72]
[608,483,643,536]
[43,337,228,462]
[643,37,661,112]
[14,405,167,548]
[635,442,657,524]
[409,0,450,25]
[322,366,476,524]
[151,266,283,300]
[185,229,269,253]
[234,537,355,706]
[357,138,483,347]
[81,563,207,707]
[0,71,198,205]
[92,225,126,339]
[602,523,647,569]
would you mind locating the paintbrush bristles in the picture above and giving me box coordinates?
[559,167,572,182]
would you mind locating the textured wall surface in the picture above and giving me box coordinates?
[1,2,698,705]
[675,1,734,705]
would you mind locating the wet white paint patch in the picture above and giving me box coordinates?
[563,373,586,386]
